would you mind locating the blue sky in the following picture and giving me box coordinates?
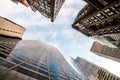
[0,0,120,77]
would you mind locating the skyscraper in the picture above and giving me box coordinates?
[11,0,65,22]
[72,57,120,80]
[90,41,120,62]
[0,40,82,80]
[72,0,120,48]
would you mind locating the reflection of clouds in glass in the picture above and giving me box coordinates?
[0,0,120,77]
[0,40,82,79]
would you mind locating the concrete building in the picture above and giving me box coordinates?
[97,68,120,80]
[0,36,21,58]
[11,0,65,22]
[0,16,25,58]
[90,41,120,62]
[0,40,83,80]
[72,57,120,80]
[72,0,120,48]
[0,16,25,39]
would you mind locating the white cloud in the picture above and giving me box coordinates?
[22,31,43,40]
[66,0,86,5]
[0,0,51,28]
[62,28,74,39]
[1,0,120,77]
[48,42,61,51]
[50,30,58,39]
[55,0,86,24]
[0,0,28,16]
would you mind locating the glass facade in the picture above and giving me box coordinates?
[73,57,100,80]
[0,39,82,80]
[73,57,120,80]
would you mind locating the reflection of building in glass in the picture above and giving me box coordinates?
[0,40,82,80]
[72,57,120,80]
[90,41,120,62]
[11,0,65,22]
[0,16,25,38]
[72,0,120,48]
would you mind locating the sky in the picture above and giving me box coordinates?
[0,0,120,77]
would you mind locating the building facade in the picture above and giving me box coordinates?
[0,40,82,80]
[90,41,120,62]
[0,36,21,58]
[72,0,120,48]
[0,16,25,58]
[11,0,65,22]
[96,68,120,80]
[0,16,25,39]
[72,57,120,80]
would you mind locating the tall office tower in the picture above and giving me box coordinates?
[72,0,120,48]
[0,16,25,39]
[0,40,82,80]
[90,41,120,62]
[72,57,120,80]
[11,0,65,22]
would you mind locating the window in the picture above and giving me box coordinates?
[104,9,110,13]
[108,12,114,16]
[2,29,5,31]
[11,58,21,64]
[38,69,49,76]
[38,76,49,80]
[89,25,98,31]
[99,15,106,19]
[40,64,48,70]
[97,13,102,17]
[0,60,14,68]
[21,63,37,71]
[104,36,116,41]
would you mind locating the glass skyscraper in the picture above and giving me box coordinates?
[0,40,82,80]
[72,57,120,80]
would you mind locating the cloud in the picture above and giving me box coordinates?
[55,0,86,24]
[50,30,58,39]
[0,0,52,28]
[48,42,61,51]
[22,30,43,40]
[62,28,74,39]
[1,0,120,77]
[0,0,28,16]
[65,0,86,5]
